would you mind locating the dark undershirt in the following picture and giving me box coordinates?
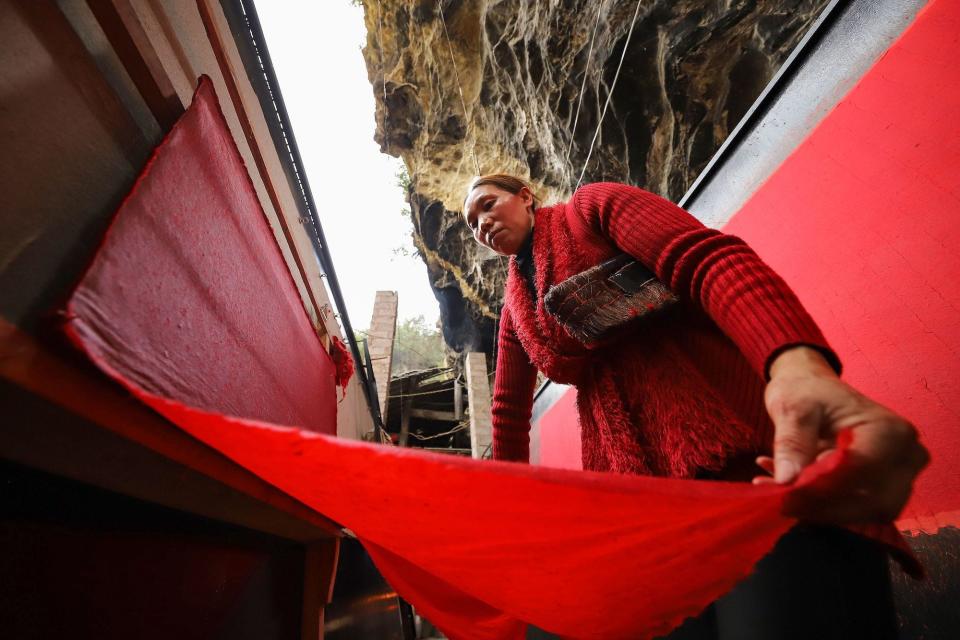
[514,227,537,299]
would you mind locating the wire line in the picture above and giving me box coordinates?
[408,422,468,441]
[376,0,390,153]
[437,0,482,175]
[575,0,644,191]
[565,1,606,170]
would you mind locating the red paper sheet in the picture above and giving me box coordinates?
[66,77,337,435]
[64,78,917,639]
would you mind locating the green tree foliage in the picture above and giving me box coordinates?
[395,165,412,193]
[393,165,419,259]
[391,315,447,375]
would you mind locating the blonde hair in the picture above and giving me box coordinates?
[464,174,540,211]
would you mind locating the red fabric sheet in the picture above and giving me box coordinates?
[65,78,918,639]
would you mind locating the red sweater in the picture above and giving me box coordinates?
[492,182,840,477]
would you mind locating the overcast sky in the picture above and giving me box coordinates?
[255,1,441,330]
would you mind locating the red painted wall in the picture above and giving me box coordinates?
[535,387,581,470]
[536,0,959,530]
[724,0,958,530]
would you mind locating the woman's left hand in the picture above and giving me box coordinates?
[755,346,929,524]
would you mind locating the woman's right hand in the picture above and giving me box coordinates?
[755,346,930,524]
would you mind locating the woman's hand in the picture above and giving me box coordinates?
[755,346,929,524]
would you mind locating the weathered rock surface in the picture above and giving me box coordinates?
[362,0,829,362]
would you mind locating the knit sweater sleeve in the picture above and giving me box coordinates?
[573,182,841,378]
[491,304,538,462]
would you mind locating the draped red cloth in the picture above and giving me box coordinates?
[64,77,337,436]
[63,77,918,639]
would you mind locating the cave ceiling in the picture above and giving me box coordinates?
[361,0,830,362]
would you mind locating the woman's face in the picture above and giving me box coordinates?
[463,184,534,255]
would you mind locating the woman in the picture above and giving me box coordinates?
[463,174,928,638]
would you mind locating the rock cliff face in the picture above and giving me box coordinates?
[362,0,829,362]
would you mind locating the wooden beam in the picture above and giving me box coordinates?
[301,538,340,640]
[465,353,492,459]
[454,377,463,420]
[0,318,341,541]
[86,0,185,130]
[11,0,148,165]
[421,447,472,455]
[409,408,459,422]
[398,380,415,448]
